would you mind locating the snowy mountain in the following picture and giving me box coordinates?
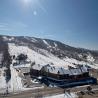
[0,35,98,69]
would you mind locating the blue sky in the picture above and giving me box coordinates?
[0,0,98,50]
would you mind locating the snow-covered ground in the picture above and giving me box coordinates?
[0,68,7,93]
[10,64,23,92]
[0,66,24,93]
[45,92,78,98]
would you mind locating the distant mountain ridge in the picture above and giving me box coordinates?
[0,35,98,68]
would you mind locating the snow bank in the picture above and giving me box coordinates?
[45,92,78,98]
[0,74,6,89]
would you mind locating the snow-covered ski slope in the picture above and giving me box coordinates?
[8,43,98,69]
[8,43,71,68]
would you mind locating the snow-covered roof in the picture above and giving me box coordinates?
[69,68,82,75]
[80,66,88,73]
[32,64,44,71]
[40,65,87,75]
[45,66,71,75]
[13,63,31,68]
[16,67,30,73]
